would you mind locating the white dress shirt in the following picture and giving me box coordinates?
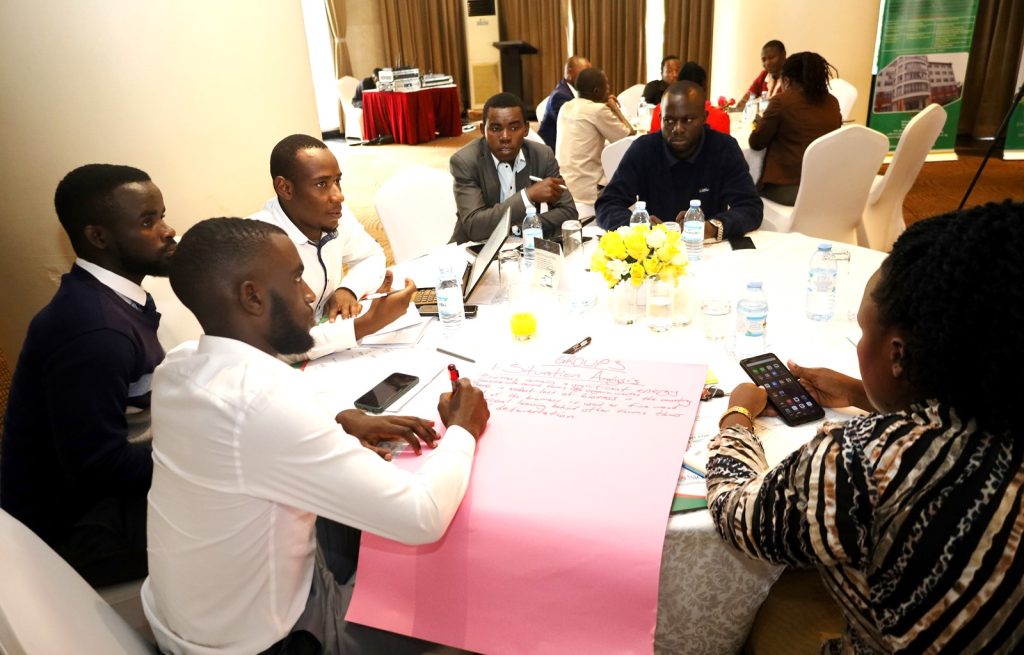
[142,337,476,654]
[248,198,386,319]
[249,198,387,360]
[555,99,632,204]
[492,149,530,210]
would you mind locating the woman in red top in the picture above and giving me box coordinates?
[737,40,786,110]
[649,61,730,134]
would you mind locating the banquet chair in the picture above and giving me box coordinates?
[858,103,946,251]
[0,509,156,654]
[602,135,639,182]
[535,95,549,124]
[616,84,645,123]
[760,125,888,245]
[375,166,458,263]
[828,78,858,122]
[338,76,363,142]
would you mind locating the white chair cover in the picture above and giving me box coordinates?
[525,129,545,144]
[0,509,154,654]
[760,125,888,245]
[828,78,859,122]
[616,84,646,123]
[536,95,549,124]
[601,135,639,182]
[338,76,363,141]
[375,166,458,263]
[859,103,946,251]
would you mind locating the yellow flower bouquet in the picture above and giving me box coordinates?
[590,223,688,288]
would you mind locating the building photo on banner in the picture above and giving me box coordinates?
[2,1,1024,655]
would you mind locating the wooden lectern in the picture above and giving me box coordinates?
[493,40,538,102]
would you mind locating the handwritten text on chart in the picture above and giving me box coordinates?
[475,355,693,419]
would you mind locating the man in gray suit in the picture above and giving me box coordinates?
[449,93,577,243]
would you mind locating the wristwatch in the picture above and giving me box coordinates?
[706,219,724,243]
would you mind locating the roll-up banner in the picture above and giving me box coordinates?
[868,0,979,160]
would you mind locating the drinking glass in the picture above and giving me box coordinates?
[645,278,674,332]
[509,278,537,340]
[496,248,521,304]
[828,248,854,321]
[561,220,584,261]
[701,297,732,341]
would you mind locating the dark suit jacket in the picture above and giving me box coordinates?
[538,79,575,149]
[449,138,577,243]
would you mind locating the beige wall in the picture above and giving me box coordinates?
[711,0,882,124]
[346,0,386,79]
[0,1,319,361]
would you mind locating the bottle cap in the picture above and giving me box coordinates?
[747,281,762,289]
[690,199,702,207]
[817,243,832,251]
[634,200,646,211]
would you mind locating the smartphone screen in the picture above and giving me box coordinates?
[739,353,826,426]
[729,236,756,250]
[354,372,420,414]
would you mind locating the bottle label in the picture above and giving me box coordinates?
[808,270,837,292]
[682,221,703,241]
[436,288,464,317]
[523,227,543,247]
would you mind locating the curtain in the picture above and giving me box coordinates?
[571,0,646,95]
[325,0,352,131]
[958,0,1024,138]
[380,0,469,108]
[499,0,569,109]
[663,0,715,87]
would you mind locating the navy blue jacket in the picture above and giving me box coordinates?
[538,79,575,150]
[1,265,162,545]
[595,128,763,238]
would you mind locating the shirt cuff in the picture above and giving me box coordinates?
[438,424,477,455]
[519,189,531,211]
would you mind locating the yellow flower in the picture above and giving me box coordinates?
[624,230,649,261]
[663,228,682,247]
[603,271,619,287]
[645,227,667,249]
[643,257,662,276]
[590,250,607,273]
[629,262,645,285]
[599,231,627,260]
[656,243,680,263]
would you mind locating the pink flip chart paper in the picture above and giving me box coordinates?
[346,356,706,654]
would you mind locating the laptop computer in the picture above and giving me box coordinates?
[413,208,510,306]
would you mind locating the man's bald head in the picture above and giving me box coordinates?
[170,218,285,326]
[565,56,591,86]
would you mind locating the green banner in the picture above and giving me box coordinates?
[868,0,979,151]
[1004,52,1024,157]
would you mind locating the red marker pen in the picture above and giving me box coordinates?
[448,364,460,394]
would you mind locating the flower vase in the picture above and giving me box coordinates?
[612,280,643,325]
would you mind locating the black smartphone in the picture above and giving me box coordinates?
[729,236,756,250]
[418,304,478,318]
[354,372,420,414]
[738,353,826,426]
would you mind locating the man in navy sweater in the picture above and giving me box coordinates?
[1,164,176,586]
[596,81,763,241]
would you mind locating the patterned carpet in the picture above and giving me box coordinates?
[330,131,1023,263]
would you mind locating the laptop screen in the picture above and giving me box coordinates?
[462,208,510,300]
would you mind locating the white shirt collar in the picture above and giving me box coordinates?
[259,197,322,245]
[75,258,149,307]
[568,82,579,98]
[490,148,527,174]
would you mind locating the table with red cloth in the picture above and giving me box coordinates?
[361,86,462,145]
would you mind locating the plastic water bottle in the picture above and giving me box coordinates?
[735,281,768,357]
[682,199,704,262]
[806,243,837,321]
[435,262,465,330]
[636,98,649,129]
[758,90,769,114]
[522,205,543,269]
[629,200,651,226]
[743,95,757,124]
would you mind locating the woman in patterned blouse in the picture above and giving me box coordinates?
[707,201,1024,654]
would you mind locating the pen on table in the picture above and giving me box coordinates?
[528,175,568,191]
[436,347,476,363]
[563,336,592,354]
[448,364,460,394]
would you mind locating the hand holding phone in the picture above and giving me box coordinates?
[739,353,826,426]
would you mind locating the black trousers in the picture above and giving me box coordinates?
[53,493,148,587]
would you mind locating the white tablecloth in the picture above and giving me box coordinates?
[318,230,885,654]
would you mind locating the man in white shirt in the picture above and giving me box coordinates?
[555,67,635,205]
[143,217,490,654]
[249,134,412,360]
